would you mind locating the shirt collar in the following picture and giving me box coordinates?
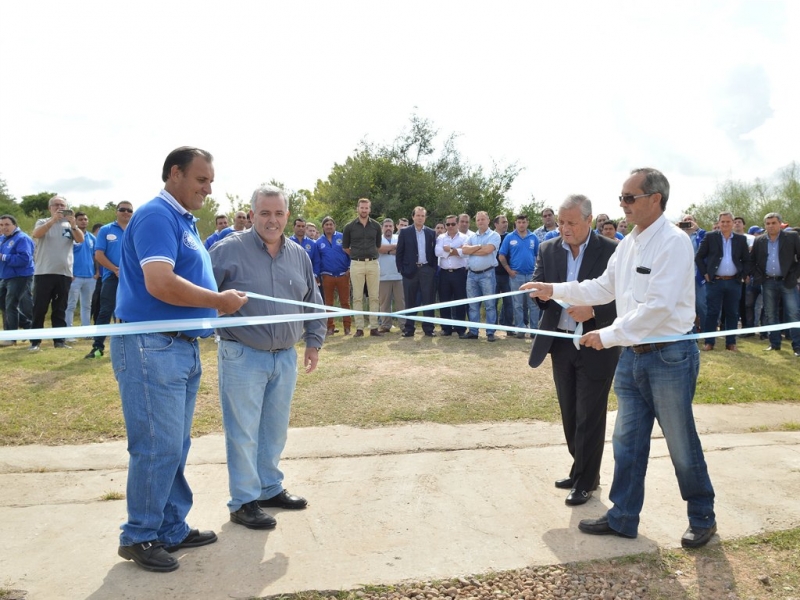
[560,233,590,255]
[630,213,667,247]
[158,189,194,220]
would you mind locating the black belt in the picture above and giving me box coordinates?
[352,257,377,262]
[470,267,493,274]
[165,332,198,343]
[555,327,575,334]
[219,337,288,352]
[443,267,466,272]
[416,262,430,267]
[764,275,784,281]
[631,342,673,354]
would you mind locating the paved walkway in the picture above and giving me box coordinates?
[1,403,798,600]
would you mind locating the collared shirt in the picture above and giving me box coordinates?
[499,229,539,273]
[533,225,556,242]
[72,231,96,278]
[551,214,695,348]
[316,231,351,276]
[33,217,75,277]
[116,189,217,337]
[342,217,382,260]
[415,227,428,264]
[289,234,321,277]
[96,221,126,281]
[716,233,737,277]
[766,236,781,276]
[435,231,469,270]
[210,228,326,351]
[0,227,35,279]
[556,237,589,332]
[379,234,402,281]
[465,228,501,272]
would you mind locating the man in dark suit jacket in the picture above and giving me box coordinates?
[395,206,438,337]
[525,195,620,506]
[751,212,800,355]
[695,211,752,351]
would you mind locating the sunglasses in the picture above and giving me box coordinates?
[619,193,654,205]
[445,222,457,226]
[117,208,133,213]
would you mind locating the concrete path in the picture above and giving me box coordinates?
[0,403,798,600]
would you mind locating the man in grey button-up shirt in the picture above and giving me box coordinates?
[209,185,326,531]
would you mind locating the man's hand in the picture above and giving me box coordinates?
[304,347,319,373]
[580,331,604,350]
[522,281,553,300]
[566,305,594,323]
[217,290,248,315]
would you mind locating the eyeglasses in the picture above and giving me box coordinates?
[117,208,133,213]
[445,222,457,226]
[619,193,655,205]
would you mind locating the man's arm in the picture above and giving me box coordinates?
[342,224,351,254]
[395,230,406,274]
[94,249,119,277]
[695,234,711,280]
[142,262,247,314]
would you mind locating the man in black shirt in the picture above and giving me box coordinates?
[342,198,383,337]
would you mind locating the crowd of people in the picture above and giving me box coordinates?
[1,155,799,573]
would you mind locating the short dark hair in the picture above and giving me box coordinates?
[493,215,506,225]
[215,214,228,222]
[91,223,102,233]
[514,214,528,221]
[74,211,87,219]
[630,167,670,211]
[321,216,335,226]
[161,146,213,183]
[734,216,746,225]
[603,220,617,230]
[294,218,306,226]
[0,214,17,226]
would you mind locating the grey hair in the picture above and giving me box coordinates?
[718,211,734,221]
[559,194,593,220]
[49,195,67,207]
[250,185,288,211]
[630,167,670,210]
[764,212,782,223]
[382,218,394,225]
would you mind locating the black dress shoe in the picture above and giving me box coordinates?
[554,477,573,489]
[459,332,479,339]
[164,529,218,553]
[565,489,592,506]
[578,515,636,538]
[118,541,179,572]
[258,489,308,510]
[681,523,717,548]
[440,330,453,336]
[424,331,437,337]
[230,500,277,529]
[401,331,415,338]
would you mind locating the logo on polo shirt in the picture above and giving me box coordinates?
[106,234,118,242]
[183,231,199,250]
[336,238,343,246]
[510,240,518,246]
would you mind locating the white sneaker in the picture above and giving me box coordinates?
[28,344,40,352]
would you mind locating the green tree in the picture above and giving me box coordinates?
[0,176,20,217]
[194,196,222,239]
[309,114,521,228]
[20,191,56,217]
[516,195,548,231]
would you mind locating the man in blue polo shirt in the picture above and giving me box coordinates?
[289,217,320,282]
[316,216,351,336]
[84,202,133,358]
[113,147,247,573]
[498,214,540,338]
[65,212,96,341]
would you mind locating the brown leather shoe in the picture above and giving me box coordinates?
[344,328,351,335]
[726,344,738,352]
[326,327,335,337]
[354,329,364,337]
[377,326,391,333]
[370,329,384,337]
[702,344,714,351]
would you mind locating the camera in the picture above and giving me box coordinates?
[678,221,692,229]
[60,209,74,217]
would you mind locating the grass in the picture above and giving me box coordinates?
[0,331,798,446]
[99,491,124,501]
[255,527,800,600]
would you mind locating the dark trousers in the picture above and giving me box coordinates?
[402,264,436,335]
[93,274,118,351]
[703,278,741,347]
[550,338,613,491]
[91,277,102,324]
[0,276,33,331]
[30,274,71,346]
[495,271,514,327]
[438,268,467,335]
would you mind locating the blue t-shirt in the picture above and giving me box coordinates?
[289,235,321,277]
[95,221,125,281]
[116,192,217,337]
[499,229,539,274]
[315,231,350,276]
[71,232,96,278]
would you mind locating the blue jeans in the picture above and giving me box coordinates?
[703,278,741,347]
[694,280,706,333]
[762,279,800,350]
[607,340,715,538]
[0,276,33,331]
[112,333,200,546]
[466,270,497,335]
[66,276,95,328]
[510,272,539,331]
[218,340,298,512]
[93,275,118,351]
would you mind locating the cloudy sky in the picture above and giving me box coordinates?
[1,1,797,220]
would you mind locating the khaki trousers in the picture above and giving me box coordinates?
[350,260,380,330]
